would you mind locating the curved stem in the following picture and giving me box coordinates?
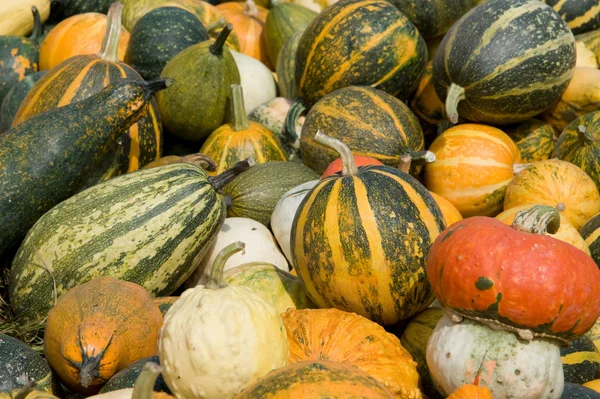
[29,6,43,44]
[398,150,436,173]
[79,355,102,388]
[210,24,233,56]
[445,83,465,124]
[244,0,259,17]
[577,125,594,145]
[511,205,561,235]
[132,362,163,399]
[206,242,246,289]
[206,16,227,33]
[314,130,358,176]
[284,101,306,144]
[98,1,124,62]
[230,85,249,131]
[181,154,217,172]
[209,158,255,190]
[512,163,531,174]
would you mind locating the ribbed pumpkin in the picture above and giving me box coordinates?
[423,123,522,218]
[429,192,463,227]
[560,335,600,384]
[13,2,162,175]
[503,119,556,163]
[433,0,576,124]
[543,0,600,35]
[582,213,600,267]
[199,85,286,175]
[447,385,493,399]
[281,308,423,399]
[504,159,600,230]
[291,132,445,325]
[38,5,130,71]
[410,62,445,125]
[44,277,163,395]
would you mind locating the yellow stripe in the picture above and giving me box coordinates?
[553,0,568,12]
[569,3,600,30]
[561,351,600,365]
[477,68,574,99]
[58,59,100,107]
[585,226,600,248]
[360,87,410,144]
[247,135,266,163]
[432,157,513,169]
[147,105,161,160]
[127,123,140,172]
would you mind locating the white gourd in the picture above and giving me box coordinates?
[159,242,289,399]
[231,50,277,114]
[426,312,564,399]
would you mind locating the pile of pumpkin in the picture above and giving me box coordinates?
[3,0,600,397]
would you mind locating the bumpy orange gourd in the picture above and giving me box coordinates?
[447,385,493,399]
[281,308,422,399]
[44,277,163,395]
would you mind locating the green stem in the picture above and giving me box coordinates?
[210,24,233,56]
[314,130,358,176]
[511,205,561,235]
[132,362,163,399]
[397,150,436,174]
[98,1,124,62]
[445,83,465,124]
[206,242,246,289]
[29,6,43,45]
[230,85,249,131]
[209,158,255,190]
[577,125,594,145]
[284,101,305,144]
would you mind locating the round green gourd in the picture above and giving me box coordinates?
[99,356,171,394]
[0,71,46,133]
[157,25,241,141]
[543,0,600,35]
[560,335,600,384]
[276,30,302,100]
[503,118,556,163]
[125,7,209,81]
[581,213,600,267]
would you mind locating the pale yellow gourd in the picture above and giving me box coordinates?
[159,242,289,399]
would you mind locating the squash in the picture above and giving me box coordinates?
[157,25,241,141]
[504,159,600,230]
[185,217,289,287]
[562,383,600,398]
[410,62,446,125]
[0,1,50,37]
[0,71,45,133]
[503,118,556,162]
[423,123,522,217]
[427,205,600,342]
[427,313,564,398]
[584,380,600,394]
[121,0,220,31]
[234,360,396,398]
[153,297,179,316]
[159,241,289,399]
[222,161,319,225]
[291,132,445,325]
[561,335,600,384]
[125,7,209,81]
[231,50,277,113]
[44,277,163,395]
[542,67,600,133]
[142,153,217,171]
[322,155,383,178]
[0,78,168,262]
[297,86,425,174]
[199,84,287,175]
[582,213,600,267]
[496,205,590,255]
[429,192,463,227]
[281,308,423,398]
[13,2,163,176]
[88,362,173,399]
[576,41,599,68]
[293,0,426,108]
[433,0,576,124]
[265,3,316,67]
[275,30,302,99]
[281,0,339,13]
[447,385,493,399]
[576,29,600,66]
[52,0,113,19]
[0,387,58,399]
[99,357,171,394]
[543,0,600,35]
[9,159,251,322]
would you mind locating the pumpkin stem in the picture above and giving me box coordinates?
[230,84,249,131]
[209,158,255,190]
[206,242,246,289]
[511,205,561,235]
[132,362,163,399]
[209,24,233,56]
[142,78,173,100]
[98,1,124,62]
[314,130,358,176]
[79,356,102,388]
[577,125,594,145]
[397,150,436,173]
[181,154,217,172]
[205,16,227,32]
[512,163,531,174]
[244,0,259,17]
[284,101,306,144]
[445,83,465,124]
[29,6,43,44]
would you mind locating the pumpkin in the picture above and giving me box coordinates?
[582,213,600,267]
[584,380,600,394]
[142,153,217,171]
[291,131,445,325]
[543,0,600,35]
[153,297,179,316]
[576,29,600,66]
[121,0,220,32]
[231,50,277,113]
[429,192,463,227]
[560,335,600,384]
[503,118,557,162]
[44,277,163,395]
[281,308,423,398]
[0,71,46,133]
[504,159,600,230]
[563,382,600,398]
[275,30,302,99]
[410,61,446,125]
[423,123,522,217]
[0,0,50,37]
[427,313,564,398]
[280,0,339,13]
[234,360,396,398]
[13,2,162,176]
[0,386,59,399]
[322,155,383,178]
[427,205,600,342]
[433,0,576,124]
[159,241,289,399]
[447,385,493,399]
[98,357,171,394]
[87,362,174,399]
[576,41,599,68]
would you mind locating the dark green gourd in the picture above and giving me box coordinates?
[0,78,170,260]
[561,383,600,398]
[52,0,113,19]
[125,7,209,81]
[157,25,241,141]
[276,30,302,99]
[0,71,46,133]
[99,357,171,394]
[543,0,600,35]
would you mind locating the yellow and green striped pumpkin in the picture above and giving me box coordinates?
[291,132,445,326]
[410,61,446,125]
[543,0,600,35]
[581,213,600,267]
[560,335,600,384]
[503,118,556,163]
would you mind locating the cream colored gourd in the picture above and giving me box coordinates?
[0,0,50,36]
[231,50,276,114]
[86,362,167,399]
[159,242,289,399]
[184,217,288,288]
[426,313,564,398]
[270,180,318,264]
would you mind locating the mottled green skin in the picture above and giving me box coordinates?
[560,335,600,384]
[157,39,241,141]
[222,161,319,225]
[0,334,56,393]
[544,0,600,34]
[265,3,317,67]
[276,30,303,100]
[503,118,556,162]
[0,71,45,133]
[99,357,171,394]
[300,86,424,173]
[126,7,209,81]
[0,79,157,260]
[561,382,600,398]
[388,0,478,39]
[433,0,576,125]
[53,0,113,19]
[580,211,600,267]
[0,37,39,105]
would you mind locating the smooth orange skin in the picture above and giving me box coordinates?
[44,277,163,395]
[426,217,600,341]
[429,192,463,227]
[321,155,383,178]
[447,385,493,399]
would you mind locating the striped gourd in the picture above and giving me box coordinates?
[429,192,462,227]
[560,335,600,384]
[503,118,556,162]
[576,29,600,67]
[555,111,600,191]
[12,3,162,174]
[433,0,576,125]
[275,30,302,100]
[587,315,600,353]
[581,213,600,267]
[410,62,446,125]
[291,132,445,326]
[543,0,600,35]
[8,160,252,322]
[423,124,522,218]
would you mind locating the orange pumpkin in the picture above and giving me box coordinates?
[39,9,130,71]
[281,308,422,399]
[321,155,383,178]
[44,277,163,395]
[447,385,493,399]
[430,192,463,227]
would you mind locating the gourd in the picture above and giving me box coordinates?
[265,3,316,67]
[120,0,220,31]
[576,29,600,66]
[560,335,600,384]
[153,297,179,316]
[543,0,600,34]
[43,277,163,395]
[291,131,445,325]
[158,241,289,399]
[276,30,302,99]
[87,362,174,399]
[433,0,576,124]
[0,71,45,133]
[282,0,339,13]
[410,62,446,125]
[52,0,113,19]
[99,357,171,394]
[562,383,600,398]
[503,118,556,162]
[321,155,383,178]
[582,213,600,267]
[429,192,463,227]
[447,385,493,399]
[231,50,277,113]
[584,380,600,394]
[0,386,59,399]
[0,1,50,36]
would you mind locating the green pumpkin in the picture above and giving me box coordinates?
[543,0,600,35]
[560,335,600,384]
[99,356,171,394]
[276,30,302,100]
[0,71,46,133]
[581,213,600,268]
[503,118,556,163]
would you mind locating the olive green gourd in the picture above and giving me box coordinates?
[276,30,302,99]
[99,357,171,394]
